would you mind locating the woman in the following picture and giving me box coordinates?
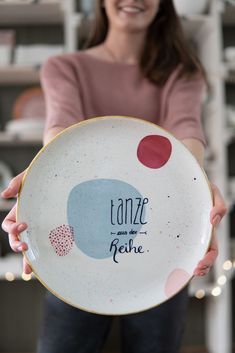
[1,1,227,352]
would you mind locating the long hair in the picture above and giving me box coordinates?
[84,0,206,85]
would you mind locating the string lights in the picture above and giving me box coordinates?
[3,259,234,297]
[5,272,15,282]
[194,259,235,299]
[4,271,32,282]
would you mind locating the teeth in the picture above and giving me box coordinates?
[120,6,142,13]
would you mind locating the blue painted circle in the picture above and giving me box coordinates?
[67,179,146,259]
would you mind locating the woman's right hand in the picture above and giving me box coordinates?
[1,171,32,274]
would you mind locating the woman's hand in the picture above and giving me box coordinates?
[1,170,32,274]
[193,183,228,276]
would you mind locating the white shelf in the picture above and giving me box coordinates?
[0,1,63,25]
[0,65,40,85]
[0,132,42,145]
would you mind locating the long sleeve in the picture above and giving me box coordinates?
[40,55,85,134]
[161,70,207,146]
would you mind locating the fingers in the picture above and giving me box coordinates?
[1,170,26,199]
[195,183,227,277]
[210,183,228,225]
[1,203,17,233]
[23,257,32,274]
[1,184,32,275]
[9,233,28,253]
[194,231,218,276]
[1,204,28,253]
[1,203,26,235]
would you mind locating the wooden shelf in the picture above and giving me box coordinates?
[0,65,40,85]
[0,1,63,25]
[0,132,43,146]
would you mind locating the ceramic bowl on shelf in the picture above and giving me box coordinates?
[0,30,15,66]
[173,0,208,16]
[5,118,45,140]
[14,44,64,66]
[0,45,11,66]
[12,87,45,120]
[224,47,235,63]
[17,116,213,315]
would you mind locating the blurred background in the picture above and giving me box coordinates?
[0,0,234,352]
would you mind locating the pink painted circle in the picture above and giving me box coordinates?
[165,268,191,298]
[137,135,172,169]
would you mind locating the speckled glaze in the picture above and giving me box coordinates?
[17,116,213,315]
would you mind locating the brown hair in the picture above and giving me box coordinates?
[85,0,206,85]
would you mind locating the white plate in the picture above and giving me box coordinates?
[17,116,213,315]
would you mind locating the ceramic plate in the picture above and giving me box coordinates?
[17,116,213,315]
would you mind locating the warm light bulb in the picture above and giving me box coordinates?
[217,275,227,285]
[5,272,15,281]
[195,289,205,299]
[223,260,233,271]
[21,273,32,281]
[211,287,222,296]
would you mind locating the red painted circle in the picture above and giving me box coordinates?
[137,135,172,169]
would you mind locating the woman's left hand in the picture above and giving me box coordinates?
[193,183,227,276]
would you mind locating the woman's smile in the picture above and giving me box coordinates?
[117,3,145,15]
[104,0,160,32]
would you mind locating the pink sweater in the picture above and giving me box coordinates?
[40,51,206,146]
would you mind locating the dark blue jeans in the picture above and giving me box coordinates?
[37,287,189,353]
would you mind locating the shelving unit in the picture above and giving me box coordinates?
[195,2,233,353]
[0,1,64,25]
